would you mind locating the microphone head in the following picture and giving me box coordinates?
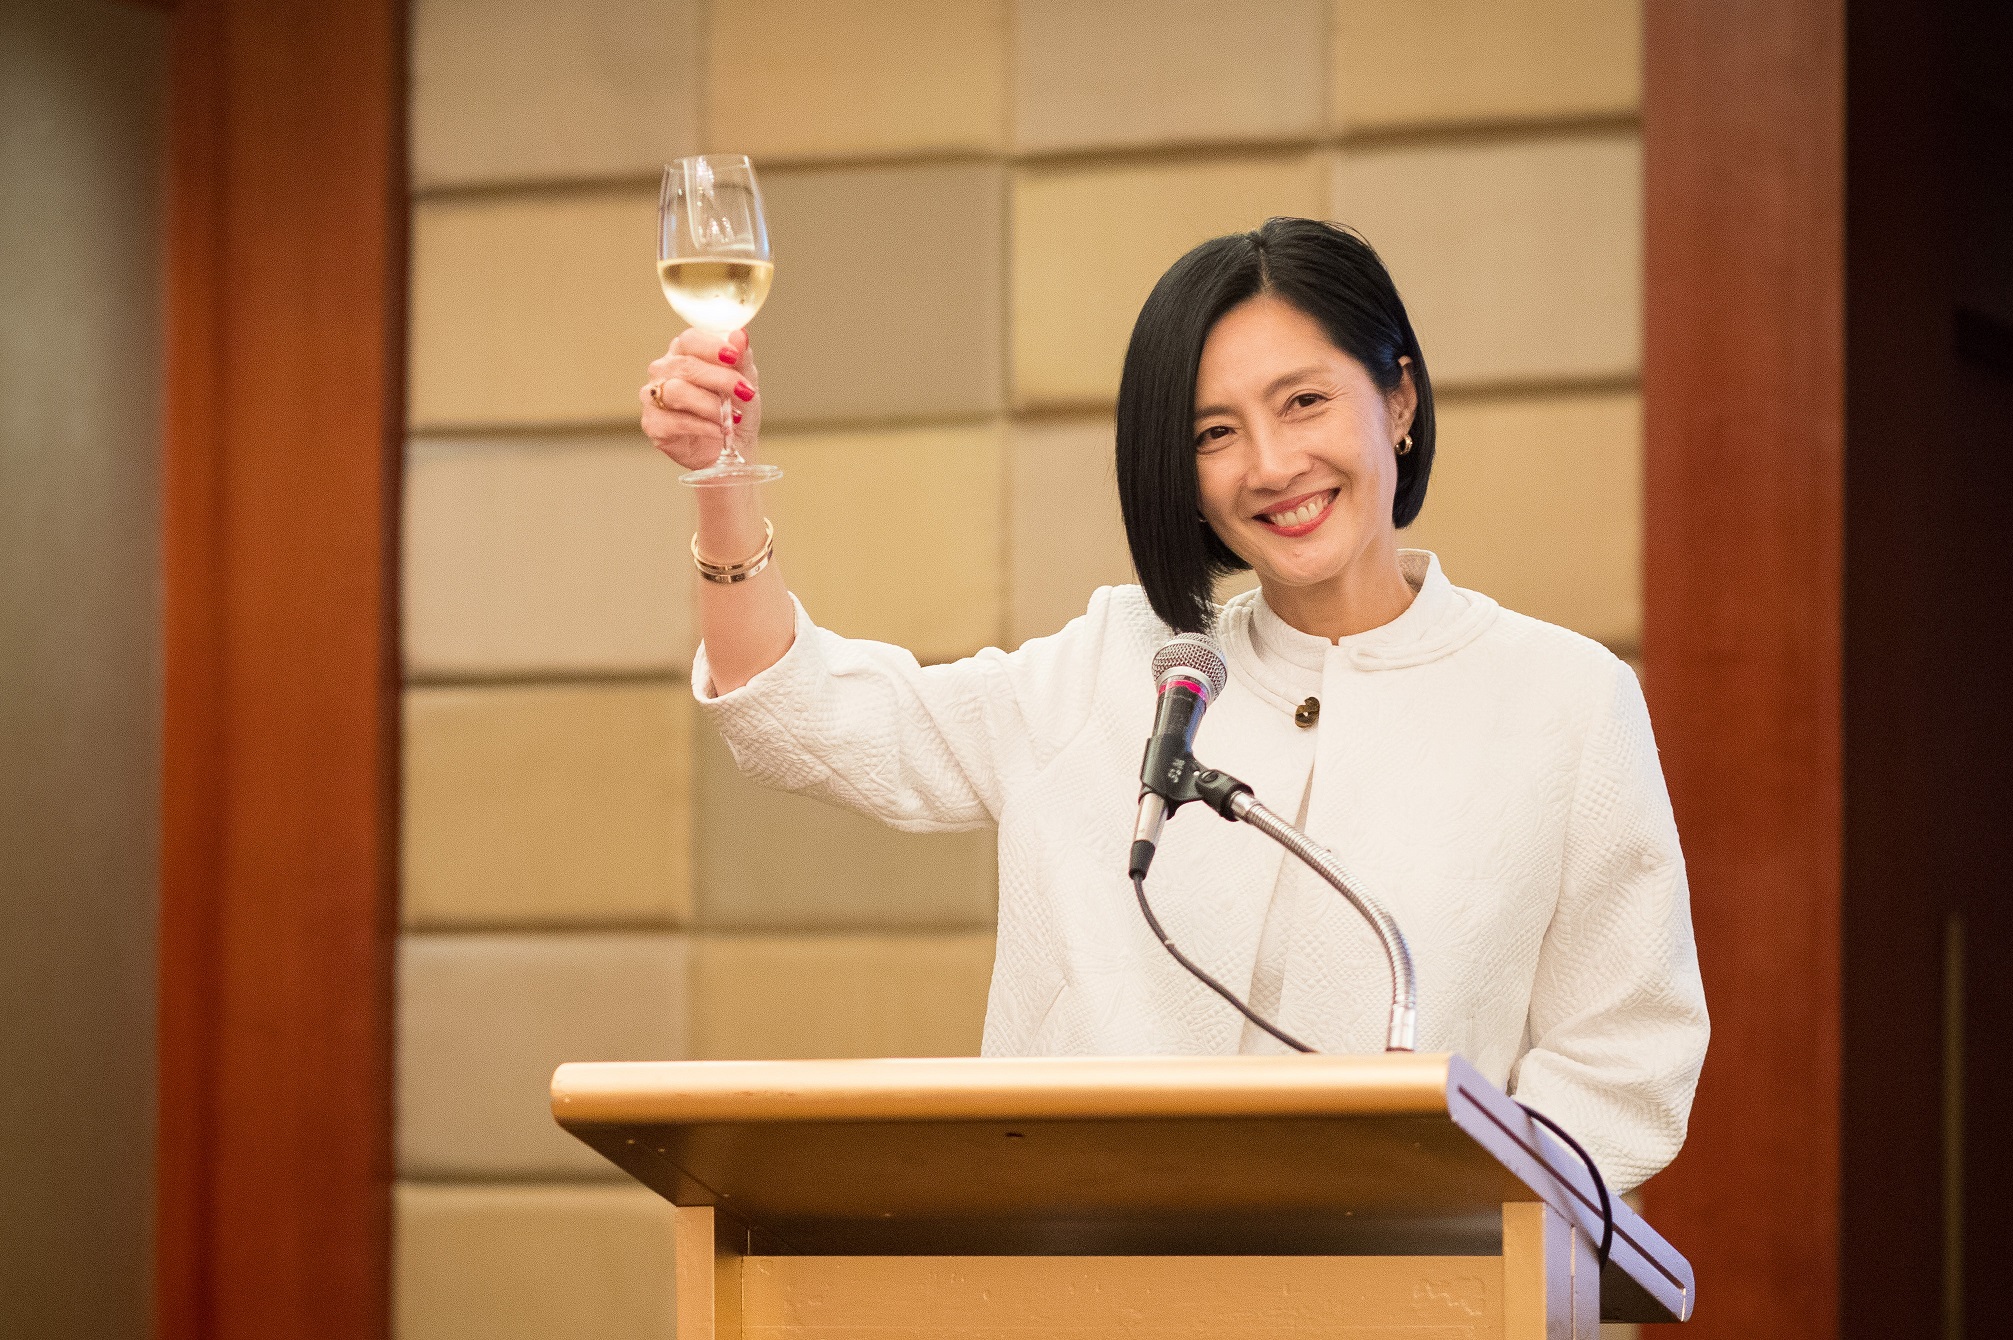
[1151,632,1229,700]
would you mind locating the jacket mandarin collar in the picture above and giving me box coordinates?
[1217,550,1499,712]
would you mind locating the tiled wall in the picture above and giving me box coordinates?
[398,3,1645,1336]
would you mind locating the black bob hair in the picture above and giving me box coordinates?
[1114,217,1435,633]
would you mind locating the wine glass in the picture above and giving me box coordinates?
[658,154,780,486]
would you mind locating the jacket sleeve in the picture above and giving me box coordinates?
[1510,657,1711,1194]
[693,590,1119,833]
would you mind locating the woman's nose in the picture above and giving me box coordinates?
[1243,420,1308,491]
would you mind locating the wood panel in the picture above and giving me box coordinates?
[1838,6,1951,1332]
[156,1,404,1338]
[1946,12,2013,1327]
[1641,1,1845,1337]
[1841,4,2012,1336]
[738,1253,1507,1338]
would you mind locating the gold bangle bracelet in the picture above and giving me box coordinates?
[692,518,774,584]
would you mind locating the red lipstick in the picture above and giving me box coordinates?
[1254,489,1337,537]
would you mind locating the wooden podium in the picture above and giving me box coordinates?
[552,1052,1694,1338]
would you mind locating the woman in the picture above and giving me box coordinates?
[640,218,1707,1193]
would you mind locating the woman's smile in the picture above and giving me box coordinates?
[1255,488,1338,536]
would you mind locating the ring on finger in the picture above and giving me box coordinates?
[649,380,669,411]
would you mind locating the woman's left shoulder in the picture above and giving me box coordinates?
[1462,599,1640,707]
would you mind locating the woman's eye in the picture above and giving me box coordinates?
[1194,425,1232,449]
[1289,392,1325,410]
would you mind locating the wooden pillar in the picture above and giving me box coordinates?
[1646,0,2013,1334]
[1502,1202,1600,1340]
[1642,1,1846,1336]
[155,1,405,1337]
[674,1207,745,1340]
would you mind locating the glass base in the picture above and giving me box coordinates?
[681,460,784,487]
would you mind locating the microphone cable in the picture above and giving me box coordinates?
[1514,1102,1615,1269]
[1132,872,1312,1053]
[1131,868,1615,1268]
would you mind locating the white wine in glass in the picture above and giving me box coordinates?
[656,258,774,333]
[659,155,780,486]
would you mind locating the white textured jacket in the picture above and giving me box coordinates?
[695,551,1708,1191]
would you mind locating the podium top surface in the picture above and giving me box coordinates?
[552,1052,1693,1324]
[557,1051,1464,1122]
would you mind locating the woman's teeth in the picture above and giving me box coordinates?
[1263,493,1332,528]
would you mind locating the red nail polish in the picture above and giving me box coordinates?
[731,409,743,423]
[717,347,738,366]
[734,380,755,402]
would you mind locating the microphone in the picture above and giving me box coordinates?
[1129,633,1229,878]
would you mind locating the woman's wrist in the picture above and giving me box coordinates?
[692,519,773,584]
[691,482,767,566]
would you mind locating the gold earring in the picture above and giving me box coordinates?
[1396,432,1414,456]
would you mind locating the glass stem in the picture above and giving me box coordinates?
[717,393,746,468]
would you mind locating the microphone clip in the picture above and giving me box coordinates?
[1128,759,1254,879]
[1152,759,1254,815]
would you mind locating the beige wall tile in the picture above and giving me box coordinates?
[705,0,1008,159]
[1014,1,1326,152]
[1012,154,1327,408]
[1403,390,1641,647]
[403,437,692,678]
[411,0,703,191]
[761,422,1005,662]
[754,163,1004,426]
[404,682,693,929]
[397,932,688,1179]
[395,1183,677,1340]
[1329,134,1641,387]
[1002,419,1252,636]
[694,720,995,930]
[689,932,995,1058]
[410,189,670,429]
[1006,418,1135,647]
[1332,0,1640,131]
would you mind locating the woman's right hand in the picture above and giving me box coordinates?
[638,325,794,694]
[639,327,761,472]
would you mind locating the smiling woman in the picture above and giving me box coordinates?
[1193,300,1419,636]
[657,216,1708,1195]
[1117,219,1432,638]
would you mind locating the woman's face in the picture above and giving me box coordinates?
[1192,294,1414,597]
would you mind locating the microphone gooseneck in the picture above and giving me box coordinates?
[1201,775,1417,1053]
[1121,636,1418,1053]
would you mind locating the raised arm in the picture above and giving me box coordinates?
[643,329,1130,832]
[639,326,793,694]
[696,589,1122,833]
